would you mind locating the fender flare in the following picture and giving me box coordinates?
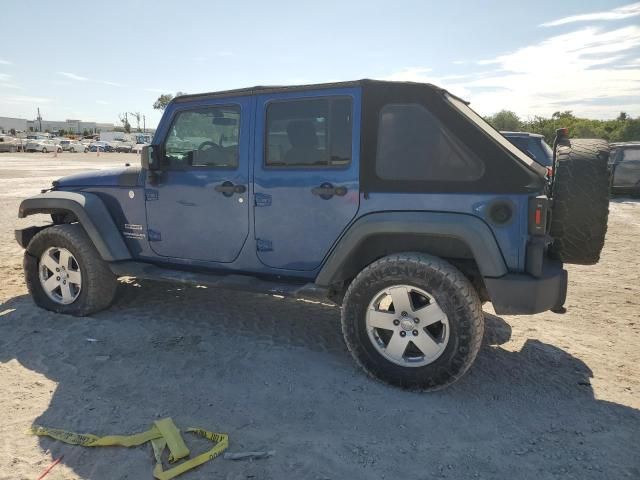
[18,191,131,262]
[315,211,508,286]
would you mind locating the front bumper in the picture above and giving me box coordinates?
[484,259,567,315]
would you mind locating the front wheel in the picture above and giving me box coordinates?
[24,224,118,316]
[341,253,484,390]
[42,147,47,153]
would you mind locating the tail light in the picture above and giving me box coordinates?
[529,195,550,235]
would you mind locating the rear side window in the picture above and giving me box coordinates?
[376,104,484,181]
[265,97,352,168]
[622,148,640,162]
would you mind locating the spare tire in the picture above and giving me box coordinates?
[549,139,610,265]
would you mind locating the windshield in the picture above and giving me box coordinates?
[445,93,542,171]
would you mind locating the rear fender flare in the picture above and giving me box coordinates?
[315,211,507,286]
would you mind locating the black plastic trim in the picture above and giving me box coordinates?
[109,261,328,300]
[485,259,567,315]
[17,191,131,261]
[15,225,48,249]
[315,211,507,286]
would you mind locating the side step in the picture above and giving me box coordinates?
[109,261,329,301]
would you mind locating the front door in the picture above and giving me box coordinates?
[253,89,360,271]
[145,98,251,262]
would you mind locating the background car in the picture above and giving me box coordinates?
[88,141,114,152]
[132,142,149,154]
[501,131,553,170]
[25,139,62,153]
[114,141,133,153]
[58,140,72,151]
[0,135,19,153]
[610,142,640,196]
[67,140,87,153]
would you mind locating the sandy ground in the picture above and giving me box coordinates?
[0,151,638,480]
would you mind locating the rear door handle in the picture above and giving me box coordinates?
[215,181,246,196]
[311,182,347,199]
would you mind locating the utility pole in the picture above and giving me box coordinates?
[143,115,146,133]
[37,107,42,132]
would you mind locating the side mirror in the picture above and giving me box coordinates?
[141,145,159,170]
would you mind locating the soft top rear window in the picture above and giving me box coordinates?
[445,94,542,171]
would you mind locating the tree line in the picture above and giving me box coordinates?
[485,110,640,144]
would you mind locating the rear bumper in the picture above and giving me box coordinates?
[484,259,567,315]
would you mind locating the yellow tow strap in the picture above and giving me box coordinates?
[29,418,228,480]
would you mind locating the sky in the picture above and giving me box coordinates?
[1,0,639,128]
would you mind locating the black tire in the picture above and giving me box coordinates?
[341,253,484,390]
[70,147,75,153]
[42,148,47,153]
[24,224,118,316]
[550,139,610,265]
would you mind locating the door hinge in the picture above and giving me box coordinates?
[256,238,273,252]
[145,189,159,201]
[254,193,272,207]
[148,229,162,241]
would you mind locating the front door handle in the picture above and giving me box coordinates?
[215,181,246,197]
[311,182,347,199]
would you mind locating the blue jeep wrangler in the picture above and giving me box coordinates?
[15,80,610,390]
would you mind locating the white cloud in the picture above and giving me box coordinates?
[0,59,11,65]
[386,26,640,119]
[96,100,109,105]
[100,80,122,87]
[0,95,53,105]
[540,2,640,27]
[144,88,169,93]
[0,73,21,89]
[57,71,88,81]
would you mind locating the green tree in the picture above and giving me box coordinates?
[153,94,173,110]
[153,91,187,110]
[119,113,131,133]
[485,110,522,131]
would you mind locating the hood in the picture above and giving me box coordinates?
[53,166,142,188]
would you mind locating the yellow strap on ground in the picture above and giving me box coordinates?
[29,418,228,480]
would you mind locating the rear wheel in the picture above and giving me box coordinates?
[42,147,47,153]
[341,253,484,390]
[550,139,610,265]
[24,224,118,316]
[70,147,75,153]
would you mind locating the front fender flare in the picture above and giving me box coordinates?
[315,211,508,286]
[18,191,130,262]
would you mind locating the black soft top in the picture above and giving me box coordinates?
[173,79,546,193]
[171,79,465,104]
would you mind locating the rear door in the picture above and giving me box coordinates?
[253,88,360,271]
[144,97,251,262]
